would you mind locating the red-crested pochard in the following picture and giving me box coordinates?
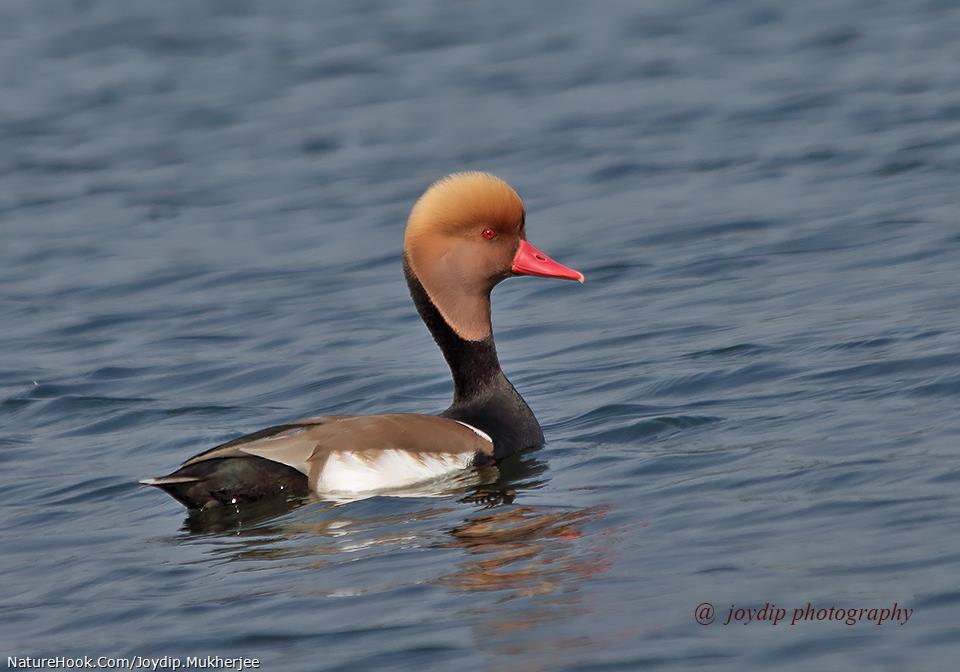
[141,172,583,509]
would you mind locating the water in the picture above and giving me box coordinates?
[2,0,959,669]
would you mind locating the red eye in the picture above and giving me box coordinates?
[482,228,496,240]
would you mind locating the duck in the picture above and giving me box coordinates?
[141,172,583,510]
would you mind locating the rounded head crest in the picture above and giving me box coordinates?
[405,172,524,243]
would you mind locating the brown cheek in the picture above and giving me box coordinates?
[505,239,522,275]
[483,238,514,282]
[473,244,504,287]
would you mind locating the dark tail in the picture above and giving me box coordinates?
[140,457,309,510]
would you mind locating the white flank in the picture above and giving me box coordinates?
[139,476,198,486]
[454,420,493,443]
[315,449,474,494]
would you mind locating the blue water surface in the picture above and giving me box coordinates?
[2,0,959,670]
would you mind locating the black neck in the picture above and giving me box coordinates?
[403,257,544,457]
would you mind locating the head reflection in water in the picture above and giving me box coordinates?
[438,505,612,656]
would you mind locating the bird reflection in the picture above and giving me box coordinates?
[168,451,611,659]
[179,493,607,594]
[172,453,607,582]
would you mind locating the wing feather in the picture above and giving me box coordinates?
[179,414,493,482]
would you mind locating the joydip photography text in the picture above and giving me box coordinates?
[693,602,913,626]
